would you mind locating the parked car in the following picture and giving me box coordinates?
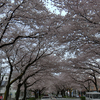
[41,96,52,100]
[19,97,22,100]
[76,95,79,98]
[58,94,62,98]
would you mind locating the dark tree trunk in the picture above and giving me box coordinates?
[22,83,27,100]
[61,89,65,97]
[4,84,10,100]
[70,90,72,97]
[94,74,98,92]
[56,91,59,96]
[16,84,21,100]
[39,90,41,97]
[34,90,38,98]
[88,81,90,92]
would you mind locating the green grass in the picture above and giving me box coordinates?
[27,97,36,100]
[63,96,67,98]
[66,96,77,98]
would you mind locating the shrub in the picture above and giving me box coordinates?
[27,97,36,100]
[80,96,85,100]
[63,96,66,98]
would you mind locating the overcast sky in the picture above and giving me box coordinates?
[43,0,67,16]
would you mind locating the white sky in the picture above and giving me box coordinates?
[11,0,14,3]
[43,0,67,16]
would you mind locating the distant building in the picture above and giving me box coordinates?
[0,75,8,99]
[0,75,16,100]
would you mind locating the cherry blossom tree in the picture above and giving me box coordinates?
[0,0,65,100]
[3,38,54,100]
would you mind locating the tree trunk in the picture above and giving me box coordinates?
[88,81,90,92]
[56,91,59,96]
[94,74,98,92]
[69,89,72,97]
[61,89,65,97]
[95,83,98,92]
[4,84,10,100]
[39,90,41,97]
[22,83,27,100]
[16,84,21,100]
[34,90,38,98]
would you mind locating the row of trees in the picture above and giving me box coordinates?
[1,0,100,100]
[0,0,64,100]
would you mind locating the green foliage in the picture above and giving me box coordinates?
[80,96,86,100]
[63,96,66,98]
[27,97,36,100]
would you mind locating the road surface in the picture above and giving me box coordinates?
[56,98,80,100]
[39,98,80,100]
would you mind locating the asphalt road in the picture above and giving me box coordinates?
[39,97,80,100]
[56,98,80,100]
